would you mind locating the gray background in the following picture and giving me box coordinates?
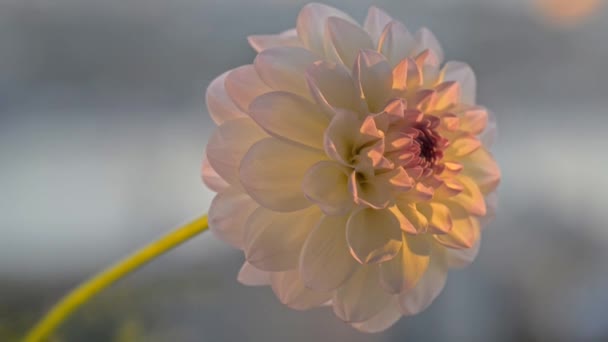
[1,0,608,341]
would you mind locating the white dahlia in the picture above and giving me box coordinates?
[203,3,500,332]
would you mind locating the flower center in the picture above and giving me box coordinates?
[411,117,447,171]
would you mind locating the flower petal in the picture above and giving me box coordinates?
[208,187,259,248]
[245,206,322,271]
[446,237,481,269]
[296,3,357,56]
[446,175,487,216]
[306,61,363,114]
[379,233,431,294]
[446,135,482,158]
[378,21,415,67]
[299,215,358,291]
[347,208,403,264]
[456,105,488,135]
[460,147,501,194]
[434,204,481,249]
[302,161,353,215]
[351,297,402,333]
[224,65,272,112]
[240,137,325,212]
[248,28,302,52]
[206,71,247,124]
[325,17,374,68]
[412,27,444,64]
[324,109,361,165]
[201,157,229,192]
[399,246,448,315]
[249,91,328,150]
[254,46,319,98]
[333,265,391,322]
[237,262,271,286]
[363,6,394,46]
[354,50,393,113]
[206,118,267,184]
[271,269,332,311]
[441,61,477,105]
[416,202,453,234]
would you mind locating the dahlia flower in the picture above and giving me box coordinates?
[204,3,500,332]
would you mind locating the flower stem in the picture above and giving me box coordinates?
[23,215,209,342]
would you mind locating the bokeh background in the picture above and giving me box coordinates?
[2,0,608,341]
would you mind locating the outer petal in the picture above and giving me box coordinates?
[254,46,319,98]
[224,65,272,112]
[201,157,229,192]
[445,135,482,158]
[208,187,259,248]
[460,147,501,194]
[302,161,353,215]
[354,50,393,113]
[379,234,431,294]
[296,3,357,56]
[412,27,444,64]
[333,265,391,322]
[306,61,364,114]
[446,175,487,216]
[205,71,246,124]
[240,137,325,212]
[271,269,332,311]
[434,204,480,249]
[446,237,481,269]
[249,91,328,150]
[378,21,415,67]
[324,109,361,165]
[441,61,477,105]
[245,206,322,271]
[363,6,394,45]
[248,28,302,52]
[237,262,271,286]
[206,118,267,185]
[347,208,403,264]
[351,297,402,333]
[299,215,358,291]
[325,17,374,68]
[399,246,448,315]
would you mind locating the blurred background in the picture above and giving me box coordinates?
[1,0,607,341]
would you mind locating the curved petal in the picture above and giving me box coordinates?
[446,237,480,269]
[445,135,482,158]
[240,137,325,212]
[249,91,328,150]
[306,61,363,114]
[245,206,322,271]
[208,187,259,248]
[460,147,501,194]
[349,171,394,210]
[248,28,302,52]
[325,17,374,68]
[237,262,271,286]
[378,21,415,67]
[456,105,488,135]
[254,46,319,98]
[224,65,272,112]
[416,202,453,234]
[271,269,332,311]
[434,204,481,249]
[302,161,353,215]
[441,61,477,105]
[324,109,361,165]
[412,27,444,64]
[206,71,247,124]
[399,246,448,315]
[354,50,393,113]
[347,208,403,264]
[296,3,357,56]
[299,215,358,291]
[333,265,391,322]
[363,6,394,46]
[446,175,487,216]
[351,297,402,333]
[206,118,267,185]
[201,157,229,192]
[379,234,431,294]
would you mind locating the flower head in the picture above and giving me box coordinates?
[203,3,500,332]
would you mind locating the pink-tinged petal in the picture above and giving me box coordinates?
[396,202,429,233]
[434,81,461,111]
[271,269,332,311]
[296,3,357,55]
[388,206,417,234]
[379,233,431,294]
[248,28,302,52]
[201,157,229,192]
[206,118,267,185]
[416,202,453,234]
[245,206,322,271]
[460,147,501,194]
[446,237,480,269]
[412,27,444,64]
[237,262,271,286]
[302,161,353,215]
[456,105,488,135]
[441,61,477,104]
[240,138,325,212]
[378,21,415,67]
[324,109,361,165]
[349,172,394,210]
[206,71,247,124]
[333,265,391,322]
[224,65,272,112]
[480,110,497,148]
[399,246,448,315]
[347,208,403,264]
[306,61,364,114]
[354,50,393,113]
[434,204,480,249]
[299,215,358,291]
[446,135,482,158]
[249,91,328,150]
[325,17,374,68]
[254,46,319,98]
[363,6,394,45]
[351,297,402,333]
[392,58,421,90]
[447,175,487,216]
[208,187,259,248]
